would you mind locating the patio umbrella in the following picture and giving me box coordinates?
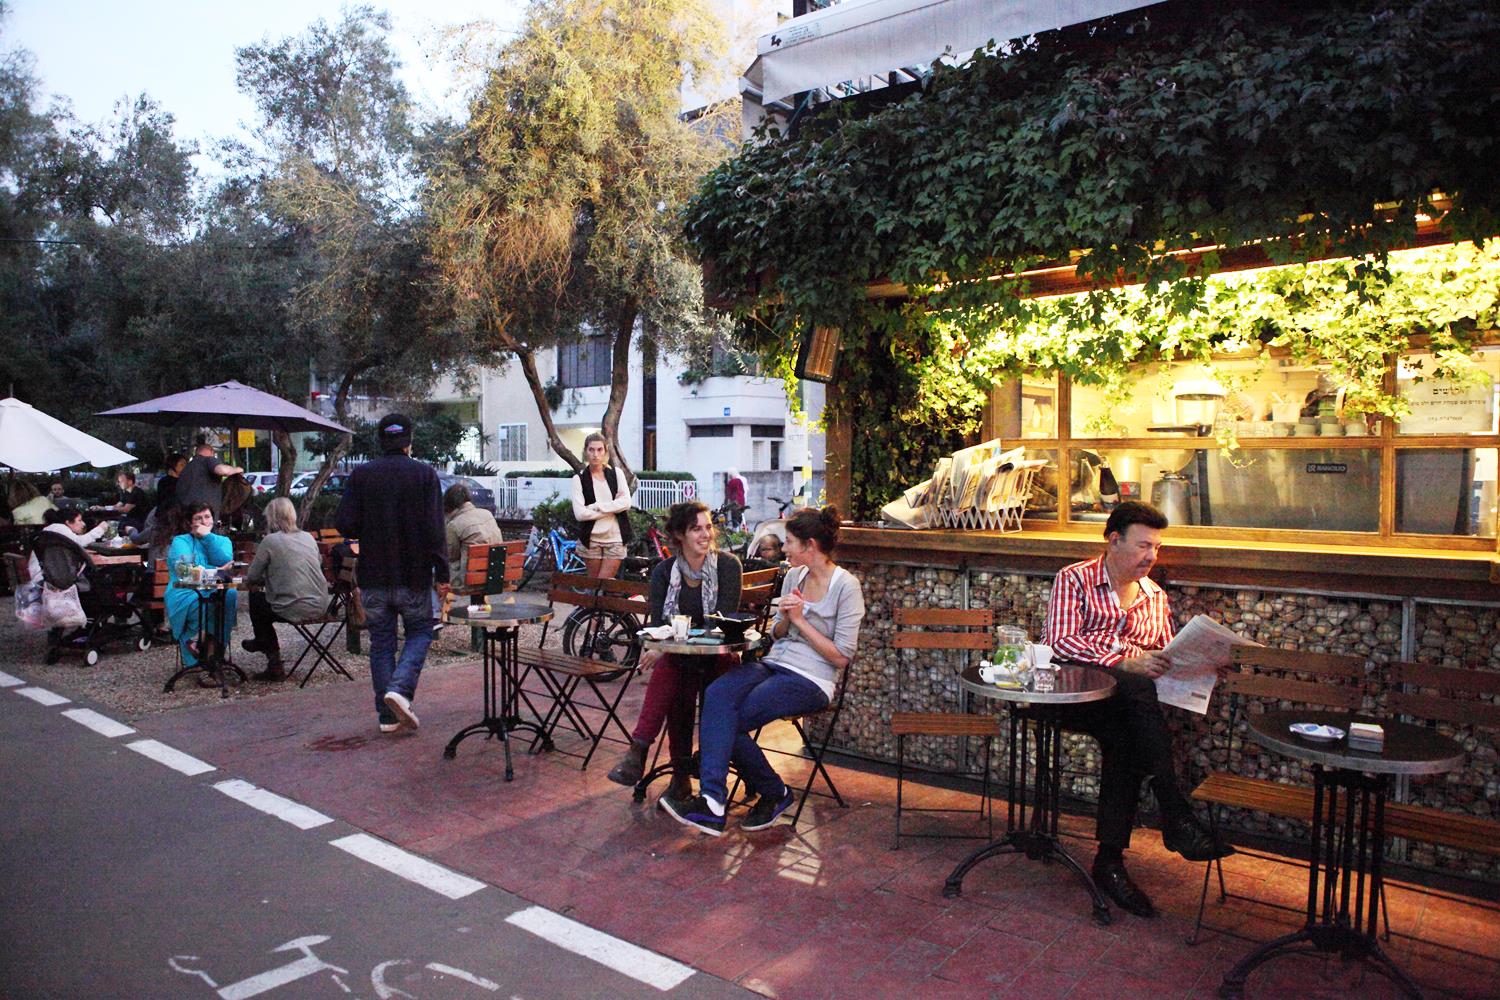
[97,380,352,435]
[0,397,137,472]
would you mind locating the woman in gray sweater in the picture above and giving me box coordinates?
[606,501,742,799]
[242,498,331,681]
[662,506,864,836]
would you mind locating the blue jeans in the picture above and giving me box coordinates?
[699,662,828,806]
[364,586,435,715]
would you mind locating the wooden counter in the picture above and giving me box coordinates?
[839,527,1500,600]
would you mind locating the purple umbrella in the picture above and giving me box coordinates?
[98,380,351,435]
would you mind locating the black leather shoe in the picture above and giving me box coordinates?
[1092,860,1157,918]
[1163,816,1236,862]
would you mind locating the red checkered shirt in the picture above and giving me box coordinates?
[1044,555,1174,668]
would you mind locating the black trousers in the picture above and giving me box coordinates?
[1060,669,1193,851]
[247,592,290,657]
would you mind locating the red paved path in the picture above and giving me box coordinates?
[137,658,1499,999]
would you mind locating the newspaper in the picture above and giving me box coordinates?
[1155,614,1260,715]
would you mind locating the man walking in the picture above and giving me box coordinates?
[335,414,449,733]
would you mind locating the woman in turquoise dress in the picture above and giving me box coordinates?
[166,502,238,669]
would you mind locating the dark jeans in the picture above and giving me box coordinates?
[698,661,828,806]
[363,585,435,716]
[1059,669,1193,851]
[247,591,288,659]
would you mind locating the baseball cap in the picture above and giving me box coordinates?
[377,412,414,451]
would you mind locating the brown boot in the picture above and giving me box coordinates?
[607,741,649,786]
[664,758,694,801]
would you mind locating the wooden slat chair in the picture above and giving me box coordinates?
[1188,645,1369,943]
[1381,661,1500,864]
[514,573,646,770]
[450,539,526,601]
[287,553,357,687]
[889,607,1001,847]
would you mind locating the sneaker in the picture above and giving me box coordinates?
[378,710,400,734]
[741,786,796,831]
[383,691,419,731]
[659,793,725,837]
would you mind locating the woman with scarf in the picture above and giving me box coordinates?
[606,501,742,800]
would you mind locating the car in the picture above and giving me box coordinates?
[438,474,497,515]
[242,472,280,493]
[289,471,350,497]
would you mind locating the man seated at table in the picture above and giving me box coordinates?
[1044,499,1232,919]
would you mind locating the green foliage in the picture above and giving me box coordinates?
[527,494,577,537]
[682,0,1500,516]
[452,460,498,477]
[504,468,575,479]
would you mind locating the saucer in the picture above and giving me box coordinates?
[1290,722,1346,742]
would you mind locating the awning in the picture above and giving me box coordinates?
[756,0,1166,104]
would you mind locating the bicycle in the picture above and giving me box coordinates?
[519,526,585,589]
[620,508,672,582]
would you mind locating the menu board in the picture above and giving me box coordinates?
[1400,376,1495,435]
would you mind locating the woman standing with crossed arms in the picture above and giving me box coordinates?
[571,432,632,579]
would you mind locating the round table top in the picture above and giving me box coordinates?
[958,663,1116,706]
[1248,709,1464,776]
[641,635,748,656]
[445,596,554,629]
[173,578,242,591]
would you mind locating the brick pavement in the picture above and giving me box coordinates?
[136,656,1500,1000]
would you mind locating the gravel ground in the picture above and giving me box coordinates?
[1,592,563,720]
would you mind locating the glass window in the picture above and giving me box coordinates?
[688,425,734,438]
[1397,349,1500,436]
[557,337,612,387]
[1019,449,1058,521]
[1396,449,1497,537]
[497,423,527,463]
[1079,447,1380,532]
[988,376,1057,440]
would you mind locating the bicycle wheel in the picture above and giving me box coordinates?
[519,541,555,590]
[561,608,640,673]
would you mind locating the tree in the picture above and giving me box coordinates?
[234,7,477,516]
[428,0,733,480]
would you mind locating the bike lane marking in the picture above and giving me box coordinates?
[127,738,217,776]
[0,669,24,687]
[15,686,70,706]
[504,905,695,992]
[213,779,333,831]
[329,833,486,900]
[61,707,136,738]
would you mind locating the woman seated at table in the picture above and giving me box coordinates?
[165,502,238,678]
[240,497,330,682]
[661,506,864,836]
[606,501,742,800]
[9,481,55,526]
[26,506,108,581]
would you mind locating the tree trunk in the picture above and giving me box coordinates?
[272,429,299,497]
[601,302,637,488]
[297,370,357,527]
[515,345,583,472]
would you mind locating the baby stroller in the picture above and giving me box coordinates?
[31,532,153,666]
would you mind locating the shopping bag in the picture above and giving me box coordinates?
[42,584,87,630]
[14,578,47,630]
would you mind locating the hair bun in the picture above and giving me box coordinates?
[820,504,841,525]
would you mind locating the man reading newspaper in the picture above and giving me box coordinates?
[1044,500,1237,919]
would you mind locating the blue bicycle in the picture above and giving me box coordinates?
[519,526,586,589]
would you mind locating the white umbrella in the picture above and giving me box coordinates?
[0,397,137,473]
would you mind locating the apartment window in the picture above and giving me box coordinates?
[750,424,784,438]
[558,337,613,388]
[689,424,734,438]
[497,423,527,462]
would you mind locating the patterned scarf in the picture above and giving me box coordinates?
[663,550,719,622]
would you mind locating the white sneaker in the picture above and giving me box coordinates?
[379,721,401,734]
[383,691,419,730]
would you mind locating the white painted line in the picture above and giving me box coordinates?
[61,708,136,738]
[425,963,500,991]
[15,686,70,706]
[213,780,332,830]
[328,833,486,900]
[0,669,25,687]
[504,906,695,992]
[126,739,216,776]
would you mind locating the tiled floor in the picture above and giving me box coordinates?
[138,656,1500,999]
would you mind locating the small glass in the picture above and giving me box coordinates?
[671,614,691,641]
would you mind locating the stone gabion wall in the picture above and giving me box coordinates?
[836,556,1500,883]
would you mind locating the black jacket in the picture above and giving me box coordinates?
[334,454,448,590]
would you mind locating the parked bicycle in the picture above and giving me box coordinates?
[620,508,672,582]
[519,525,585,589]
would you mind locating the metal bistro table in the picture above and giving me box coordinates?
[945,663,1118,925]
[441,595,554,781]
[1219,709,1464,1000]
[631,633,749,801]
[164,577,246,699]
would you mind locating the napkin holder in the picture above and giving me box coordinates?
[1347,722,1385,752]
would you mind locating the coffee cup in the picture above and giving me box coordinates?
[1318,422,1343,436]
[671,614,690,641]
[1344,420,1369,436]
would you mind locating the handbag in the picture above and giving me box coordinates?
[42,583,87,630]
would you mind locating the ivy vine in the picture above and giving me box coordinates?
[683,0,1500,517]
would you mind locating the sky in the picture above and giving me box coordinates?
[4,0,782,169]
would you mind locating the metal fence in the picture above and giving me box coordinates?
[488,476,697,517]
[634,478,697,512]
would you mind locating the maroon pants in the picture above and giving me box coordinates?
[630,652,736,760]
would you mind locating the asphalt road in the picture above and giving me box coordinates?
[0,678,751,1000]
